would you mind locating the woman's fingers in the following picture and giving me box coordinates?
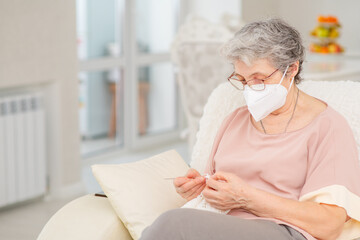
[174,168,201,188]
[173,177,190,188]
[174,168,205,200]
[206,177,223,191]
[186,168,201,178]
[175,177,205,201]
[183,181,206,199]
[178,177,205,193]
[212,171,230,182]
[192,183,206,197]
[202,185,219,200]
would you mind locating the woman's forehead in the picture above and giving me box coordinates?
[233,59,275,76]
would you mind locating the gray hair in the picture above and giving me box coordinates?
[221,18,305,84]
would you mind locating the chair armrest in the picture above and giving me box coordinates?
[37,194,132,240]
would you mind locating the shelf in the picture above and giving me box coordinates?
[303,54,360,81]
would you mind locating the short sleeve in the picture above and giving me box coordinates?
[204,108,240,175]
[299,112,360,240]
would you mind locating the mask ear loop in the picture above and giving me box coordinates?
[278,65,295,92]
[287,76,295,91]
[278,65,290,86]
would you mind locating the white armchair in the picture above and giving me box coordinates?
[171,16,241,155]
[37,80,360,240]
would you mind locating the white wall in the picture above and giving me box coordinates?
[241,0,280,22]
[184,0,242,23]
[0,0,81,197]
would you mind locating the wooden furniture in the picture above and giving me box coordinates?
[108,82,150,138]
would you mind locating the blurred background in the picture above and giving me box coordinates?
[1,0,360,239]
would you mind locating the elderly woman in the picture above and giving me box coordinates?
[140,18,360,240]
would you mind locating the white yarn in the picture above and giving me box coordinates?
[181,174,231,214]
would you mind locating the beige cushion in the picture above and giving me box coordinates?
[92,149,189,240]
[37,194,132,240]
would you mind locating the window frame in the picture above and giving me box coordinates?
[78,0,186,158]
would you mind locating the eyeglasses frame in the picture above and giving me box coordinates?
[227,68,279,91]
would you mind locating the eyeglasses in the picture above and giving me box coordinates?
[227,68,279,91]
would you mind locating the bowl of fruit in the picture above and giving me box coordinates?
[309,15,344,54]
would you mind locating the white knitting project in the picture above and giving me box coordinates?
[181,174,231,214]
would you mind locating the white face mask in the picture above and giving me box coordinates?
[243,65,294,122]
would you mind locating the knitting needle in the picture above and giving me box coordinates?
[164,174,210,180]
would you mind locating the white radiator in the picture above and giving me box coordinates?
[0,93,46,207]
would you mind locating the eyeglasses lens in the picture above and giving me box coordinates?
[229,78,244,90]
[250,84,265,91]
[229,77,265,91]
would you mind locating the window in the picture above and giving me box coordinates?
[78,69,124,155]
[76,0,183,157]
[137,63,177,136]
[136,0,179,54]
[76,0,122,60]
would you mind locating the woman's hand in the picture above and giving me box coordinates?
[173,168,206,201]
[202,171,253,211]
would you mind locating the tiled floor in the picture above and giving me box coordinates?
[0,140,189,240]
[0,195,83,240]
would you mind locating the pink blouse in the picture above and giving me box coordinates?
[204,105,360,240]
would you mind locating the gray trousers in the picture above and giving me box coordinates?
[140,208,308,240]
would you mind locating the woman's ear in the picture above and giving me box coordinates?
[288,61,299,78]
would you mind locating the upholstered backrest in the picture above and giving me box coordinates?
[174,43,232,151]
[171,16,237,154]
[190,80,360,174]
